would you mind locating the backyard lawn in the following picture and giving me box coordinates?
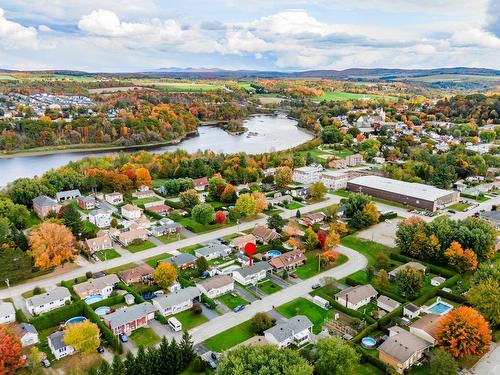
[21,287,46,298]
[132,197,163,206]
[180,244,203,255]
[276,297,332,333]
[204,320,254,351]
[105,262,138,275]
[340,235,397,266]
[157,233,185,244]
[256,280,282,295]
[144,253,172,268]
[95,249,121,261]
[218,292,248,310]
[130,327,161,347]
[174,309,209,330]
[285,202,304,210]
[126,240,156,253]
[294,252,348,279]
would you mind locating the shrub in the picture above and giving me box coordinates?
[191,303,202,315]
[30,302,84,330]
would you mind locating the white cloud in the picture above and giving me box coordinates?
[450,28,500,48]
[0,8,39,49]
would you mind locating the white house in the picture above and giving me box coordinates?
[292,165,323,184]
[121,204,143,220]
[334,284,377,310]
[56,189,81,202]
[72,274,119,299]
[377,295,401,313]
[403,303,421,319]
[105,192,123,205]
[25,287,72,315]
[152,287,201,316]
[15,323,39,347]
[88,209,112,228]
[194,242,232,261]
[85,234,114,253]
[431,276,446,287]
[409,314,443,345]
[264,315,313,348]
[0,302,15,324]
[196,275,234,299]
[232,262,271,286]
[48,331,75,360]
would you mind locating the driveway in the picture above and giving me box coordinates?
[201,304,219,320]
[234,284,259,303]
[248,285,266,298]
[267,274,290,288]
[471,342,500,375]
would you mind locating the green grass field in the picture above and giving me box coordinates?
[95,249,121,261]
[157,233,185,244]
[313,91,398,102]
[144,253,172,268]
[204,320,254,351]
[294,252,348,280]
[0,75,18,81]
[448,202,470,211]
[340,235,397,266]
[132,197,163,206]
[105,262,138,274]
[125,240,156,253]
[174,309,209,330]
[256,280,283,295]
[276,298,331,333]
[218,292,248,310]
[130,327,161,347]
[157,83,225,92]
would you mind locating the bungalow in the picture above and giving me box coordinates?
[298,212,326,227]
[14,323,39,347]
[232,262,272,286]
[56,189,81,202]
[377,295,401,313]
[268,249,306,272]
[121,204,143,220]
[409,314,443,344]
[118,228,148,246]
[25,287,71,315]
[161,253,197,269]
[335,284,377,310]
[77,196,96,210]
[230,234,257,251]
[388,262,426,281]
[73,274,120,299]
[105,192,123,205]
[146,204,172,216]
[152,222,182,237]
[132,187,156,199]
[193,177,209,191]
[196,275,234,299]
[152,287,201,316]
[253,225,280,244]
[48,331,75,360]
[268,194,294,206]
[104,302,158,335]
[195,243,232,261]
[119,265,154,285]
[0,301,15,324]
[378,327,431,374]
[88,209,112,228]
[32,195,61,219]
[85,234,113,254]
[264,315,313,349]
[403,303,421,319]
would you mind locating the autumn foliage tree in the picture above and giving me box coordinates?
[28,222,76,270]
[215,210,226,224]
[436,306,491,359]
[153,262,177,291]
[134,167,152,186]
[252,191,268,213]
[0,326,25,375]
[445,241,478,272]
[64,320,100,355]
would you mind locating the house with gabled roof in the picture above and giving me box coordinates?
[152,287,201,316]
[232,262,271,286]
[56,189,81,202]
[32,195,61,219]
[25,287,71,315]
[252,225,280,244]
[335,284,377,310]
[264,315,313,348]
[48,331,75,360]
[104,302,158,335]
[196,275,234,299]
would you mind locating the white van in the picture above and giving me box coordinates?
[167,317,182,332]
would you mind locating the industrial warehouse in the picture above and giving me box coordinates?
[346,175,459,211]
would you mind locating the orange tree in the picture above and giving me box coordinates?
[436,306,491,359]
[445,241,478,273]
[0,326,25,374]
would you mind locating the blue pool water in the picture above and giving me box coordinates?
[85,294,104,305]
[95,306,111,316]
[427,302,452,315]
[65,316,87,325]
[266,250,282,258]
[362,337,377,349]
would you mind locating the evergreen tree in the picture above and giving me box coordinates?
[62,202,83,238]
[124,351,137,375]
[180,331,195,367]
[97,360,112,375]
[112,353,126,374]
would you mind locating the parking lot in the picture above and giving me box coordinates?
[357,219,401,247]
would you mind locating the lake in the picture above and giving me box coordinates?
[0,114,312,186]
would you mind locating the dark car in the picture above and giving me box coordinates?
[119,333,128,343]
[41,359,51,368]
[311,283,321,290]
[97,345,105,353]
[211,352,218,361]
[206,360,217,369]
[447,209,456,214]
[233,305,245,312]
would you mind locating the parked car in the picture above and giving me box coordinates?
[211,352,219,361]
[311,283,321,290]
[290,273,298,279]
[41,359,51,368]
[233,305,245,312]
[447,209,456,214]
[97,346,105,353]
[206,360,217,370]
[119,333,128,343]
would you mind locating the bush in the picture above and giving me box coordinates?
[191,303,202,315]
[351,323,378,343]
[144,209,163,220]
[155,311,168,325]
[33,286,42,295]
[30,302,84,330]
[201,294,216,309]
[16,309,28,323]
[85,271,93,279]
[389,253,456,278]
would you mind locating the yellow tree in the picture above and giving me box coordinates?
[64,321,100,355]
[445,241,478,273]
[28,222,76,270]
[362,202,380,225]
[135,167,152,186]
[153,262,177,290]
[252,191,269,213]
[330,221,348,237]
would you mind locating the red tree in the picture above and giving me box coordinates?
[215,211,226,224]
[317,230,327,248]
[0,326,25,374]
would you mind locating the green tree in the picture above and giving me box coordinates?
[235,193,257,217]
[314,337,360,375]
[274,166,293,189]
[8,178,51,206]
[466,279,500,326]
[195,256,209,273]
[432,165,457,189]
[429,349,459,375]
[179,189,200,208]
[303,227,319,251]
[0,217,11,243]
[208,176,227,201]
[267,213,285,232]
[251,312,275,334]
[375,252,390,270]
[308,182,327,200]
[0,197,30,229]
[376,269,389,289]
[220,184,238,203]
[395,266,424,299]
[63,202,84,238]
[191,203,214,225]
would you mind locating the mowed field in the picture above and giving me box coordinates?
[131,79,226,92]
[313,91,398,102]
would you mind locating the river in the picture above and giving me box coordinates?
[0,114,312,186]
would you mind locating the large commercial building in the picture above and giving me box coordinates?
[346,175,459,211]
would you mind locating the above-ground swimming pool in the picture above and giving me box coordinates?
[361,337,377,349]
[85,294,104,305]
[426,300,453,315]
[266,250,282,258]
[95,306,111,316]
[65,316,87,326]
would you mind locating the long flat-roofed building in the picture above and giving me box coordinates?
[346,175,459,211]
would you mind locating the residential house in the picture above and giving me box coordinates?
[292,165,323,184]
[118,228,148,246]
[105,192,123,205]
[480,210,500,230]
[195,243,232,261]
[161,253,197,269]
[378,327,431,374]
[25,287,71,315]
[85,234,113,254]
[119,265,154,285]
[48,331,75,360]
[232,262,272,286]
[152,222,182,237]
[264,315,313,348]
[346,154,363,166]
[298,212,326,227]
[88,209,112,228]
[0,301,15,324]
[56,189,81,202]
[193,177,209,191]
[73,274,119,299]
[327,158,348,169]
[132,186,156,199]
[431,276,446,287]
[146,204,172,216]
[388,262,426,281]
[320,171,349,190]
[377,295,401,313]
[14,323,39,347]
[335,284,378,310]
[196,275,234,298]
[104,302,158,335]
[268,249,306,272]
[268,194,294,206]
[121,204,143,220]
[403,303,421,319]
[252,225,280,244]
[230,234,257,251]
[32,195,61,219]
[409,314,443,344]
[77,196,96,210]
[152,287,201,316]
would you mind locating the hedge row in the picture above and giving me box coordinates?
[389,253,456,278]
[82,303,122,353]
[164,199,184,210]
[144,209,163,220]
[377,305,403,329]
[411,289,438,306]
[436,289,466,304]
[16,309,28,323]
[30,302,84,331]
[357,349,398,375]
[155,311,168,325]
[351,322,378,344]
[89,294,125,309]
[440,274,460,289]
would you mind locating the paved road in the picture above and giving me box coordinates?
[470,342,500,375]
[188,244,368,344]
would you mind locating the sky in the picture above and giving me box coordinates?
[0,0,499,72]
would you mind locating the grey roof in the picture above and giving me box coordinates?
[16,323,38,337]
[404,303,420,313]
[26,287,71,307]
[89,208,112,217]
[197,275,233,292]
[265,315,312,342]
[377,295,401,310]
[0,302,15,316]
[32,195,58,207]
[481,210,500,222]
[195,243,230,258]
[335,284,377,305]
[73,274,119,296]
[105,302,157,330]
[162,253,197,267]
[48,331,67,351]
[56,190,81,199]
[154,287,200,310]
[233,262,272,278]
[378,327,430,363]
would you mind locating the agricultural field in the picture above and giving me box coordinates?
[312,91,398,102]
